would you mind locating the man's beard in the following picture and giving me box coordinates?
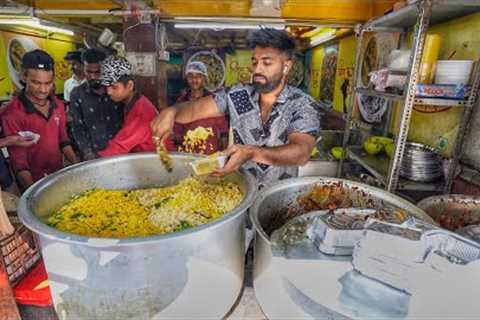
[252,73,283,93]
[88,79,102,90]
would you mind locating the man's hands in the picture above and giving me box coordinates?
[17,170,34,190]
[83,152,97,161]
[3,135,35,148]
[211,133,315,177]
[62,145,80,164]
[211,144,257,177]
[150,107,177,144]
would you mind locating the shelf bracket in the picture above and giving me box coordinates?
[386,0,432,192]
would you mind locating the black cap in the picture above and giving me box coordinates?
[21,49,54,71]
[64,50,83,63]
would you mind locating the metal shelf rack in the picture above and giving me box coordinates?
[338,0,480,194]
[355,88,404,101]
[346,146,445,192]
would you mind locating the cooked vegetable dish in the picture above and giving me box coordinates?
[47,177,243,238]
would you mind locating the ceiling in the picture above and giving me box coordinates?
[2,0,397,49]
[9,0,396,21]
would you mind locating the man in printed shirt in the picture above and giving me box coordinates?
[173,61,229,154]
[2,50,79,190]
[152,28,320,188]
[98,55,173,157]
[69,49,123,160]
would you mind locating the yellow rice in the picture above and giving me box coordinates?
[178,126,214,154]
[47,177,243,238]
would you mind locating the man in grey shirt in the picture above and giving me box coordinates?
[152,28,320,188]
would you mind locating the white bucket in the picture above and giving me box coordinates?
[434,60,473,85]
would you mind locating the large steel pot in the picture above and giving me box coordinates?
[418,194,480,231]
[251,177,434,319]
[18,153,256,319]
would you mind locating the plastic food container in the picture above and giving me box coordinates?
[434,60,473,85]
[307,209,376,255]
[190,153,227,175]
[457,224,480,243]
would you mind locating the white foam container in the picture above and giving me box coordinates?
[434,60,473,85]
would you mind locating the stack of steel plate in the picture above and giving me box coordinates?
[400,142,442,182]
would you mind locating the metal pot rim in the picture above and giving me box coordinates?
[18,153,258,247]
[250,176,432,244]
[417,194,480,209]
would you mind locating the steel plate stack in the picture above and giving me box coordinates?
[400,142,442,182]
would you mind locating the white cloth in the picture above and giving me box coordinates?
[63,77,86,102]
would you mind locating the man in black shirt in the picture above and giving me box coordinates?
[69,49,123,160]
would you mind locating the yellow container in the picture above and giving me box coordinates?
[418,34,442,84]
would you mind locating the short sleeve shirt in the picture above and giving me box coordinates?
[69,83,123,159]
[214,84,321,187]
[98,94,171,157]
[63,77,86,102]
[2,92,71,182]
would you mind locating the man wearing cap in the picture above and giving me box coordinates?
[173,61,228,154]
[69,49,123,161]
[98,55,173,157]
[63,51,86,104]
[2,49,79,190]
[152,28,321,188]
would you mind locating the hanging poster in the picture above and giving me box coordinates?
[319,43,339,108]
[0,30,76,100]
[226,49,252,87]
[287,56,305,88]
[186,50,225,91]
[333,36,356,113]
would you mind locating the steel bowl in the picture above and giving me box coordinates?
[18,153,257,319]
[418,194,480,231]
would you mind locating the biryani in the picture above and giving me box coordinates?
[47,177,243,238]
[178,126,214,154]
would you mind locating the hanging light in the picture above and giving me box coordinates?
[0,17,74,36]
[310,29,337,47]
[174,23,285,30]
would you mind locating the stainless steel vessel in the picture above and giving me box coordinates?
[418,194,480,231]
[18,153,257,319]
[251,177,434,319]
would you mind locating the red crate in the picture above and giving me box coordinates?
[0,212,41,287]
